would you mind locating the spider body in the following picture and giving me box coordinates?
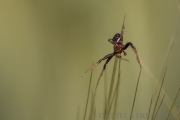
[114,39,124,53]
[81,16,141,90]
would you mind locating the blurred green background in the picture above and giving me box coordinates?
[0,0,180,120]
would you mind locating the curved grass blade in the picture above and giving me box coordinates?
[112,60,121,120]
[105,57,118,116]
[176,108,180,120]
[103,67,108,116]
[108,58,118,102]
[153,89,167,120]
[147,95,153,120]
[106,60,121,116]
[83,63,94,120]
[166,87,180,120]
[152,67,167,118]
[89,88,96,120]
[130,68,142,120]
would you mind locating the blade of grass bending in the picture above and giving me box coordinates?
[108,57,118,102]
[107,79,118,115]
[152,67,167,118]
[112,60,121,120]
[106,58,118,114]
[103,66,108,115]
[89,88,96,120]
[166,87,180,120]
[153,89,167,120]
[147,95,153,120]
[154,32,176,97]
[107,60,121,116]
[83,63,94,120]
[130,68,142,120]
[176,108,180,120]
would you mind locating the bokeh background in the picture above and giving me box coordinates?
[0,0,180,120]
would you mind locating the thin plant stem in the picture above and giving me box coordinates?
[83,63,93,120]
[112,60,121,120]
[107,80,118,114]
[166,87,180,120]
[147,95,153,120]
[152,67,167,118]
[103,68,108,117]
[105,58,118,116]
[153,89,167,120]
[176,108,180,120]
[89,88,96,120]
[107,60,121,115]
[108,58,118,103]
[130,68,142,120]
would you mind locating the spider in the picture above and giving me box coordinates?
[81,16,141,90]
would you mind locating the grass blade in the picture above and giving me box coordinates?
[176,108,180,120]
[112,60,121,120]
[166,87,180,120]
[107,58,118,105]
[104,57,118,118]
[106,60,121,116]
[89,88,96,120]
[83,63,94,120]
[153,89,167,120]
[103,66,108,116]
[130,68,142,120]
[147,95,153,120]
[152,67,167,118]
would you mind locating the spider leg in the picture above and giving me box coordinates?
[116,54,129,62]
[123,51,127,56]
[81,53,115,77]
[95,55,114,90]
[123,42,142,68]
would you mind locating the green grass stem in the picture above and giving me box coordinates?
[166,87,180,120]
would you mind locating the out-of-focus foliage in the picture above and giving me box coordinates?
[0,0,180,120]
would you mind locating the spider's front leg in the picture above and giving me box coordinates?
[95,55,114,90]
[123,42,142,68]
[81,53,114,77]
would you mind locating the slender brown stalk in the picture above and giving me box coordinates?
[130,68,142,120]
[166,87,180,120]
[107,60,121,115]
[112,60,121,120]
[176,108,180,120]
[83,64,93,120]
[105,58,118,117]
[89,88,96,120]
[107,58,118,104]
[106,79,118,115]
[153,89,167,120]
[103,67,108,117]
[152,67,167,118]
[147,95,153,120]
